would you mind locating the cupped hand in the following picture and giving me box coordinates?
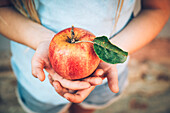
[49,61,119,103]
[31,40,119,103]
[31,40,103,91]
[97,62,119,93]
[49,68,104,103]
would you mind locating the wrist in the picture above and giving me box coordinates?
[36,30,55,50]
[28,21,55,50]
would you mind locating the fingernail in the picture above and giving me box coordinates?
[37,75,42,82]
[64,94,70,100]
[114,86,119,93]
[95,78,102,84]
[98,69,104,75]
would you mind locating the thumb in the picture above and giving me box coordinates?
[31,54,46,81]
[107,65,119,93]
[93,69,104,77]
[83,69,104,86]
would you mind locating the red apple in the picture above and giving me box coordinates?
[49,27,100,80]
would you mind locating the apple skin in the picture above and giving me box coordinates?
[49,27,100,80]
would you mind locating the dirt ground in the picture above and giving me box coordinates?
[0,38,170,113]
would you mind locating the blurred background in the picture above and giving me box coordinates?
[0,1,170,113]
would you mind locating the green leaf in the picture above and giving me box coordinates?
[93,36,128,64]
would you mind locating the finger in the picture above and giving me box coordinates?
[32,65,46,81]
[93,69,104,77]
[49,75,76,94]
[36,67,46,81]
[53,81,69,96]
[48,74,53,86]
[52,73,91,90]
[45,67,55,76]
[31,55,45,81]
[64,86,95,103]
[60,79,91,90]
[107,65,119,93]
[84,77,102,86]
[83,69,104,85]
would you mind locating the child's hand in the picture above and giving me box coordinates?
[31,40,103,93]
[97,62,119,93]
[31,40,118,103]
[48,68,104,103]
[31,40,51,81]
[49,62,119,103]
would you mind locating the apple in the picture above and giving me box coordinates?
[49,26,100,80]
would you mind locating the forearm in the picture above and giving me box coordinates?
[111,0,170,54]
[0,7,55,50]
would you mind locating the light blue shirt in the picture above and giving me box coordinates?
[11,0,135,105]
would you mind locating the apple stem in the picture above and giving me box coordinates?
[70,25,95,44]
[71,25,75,43]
